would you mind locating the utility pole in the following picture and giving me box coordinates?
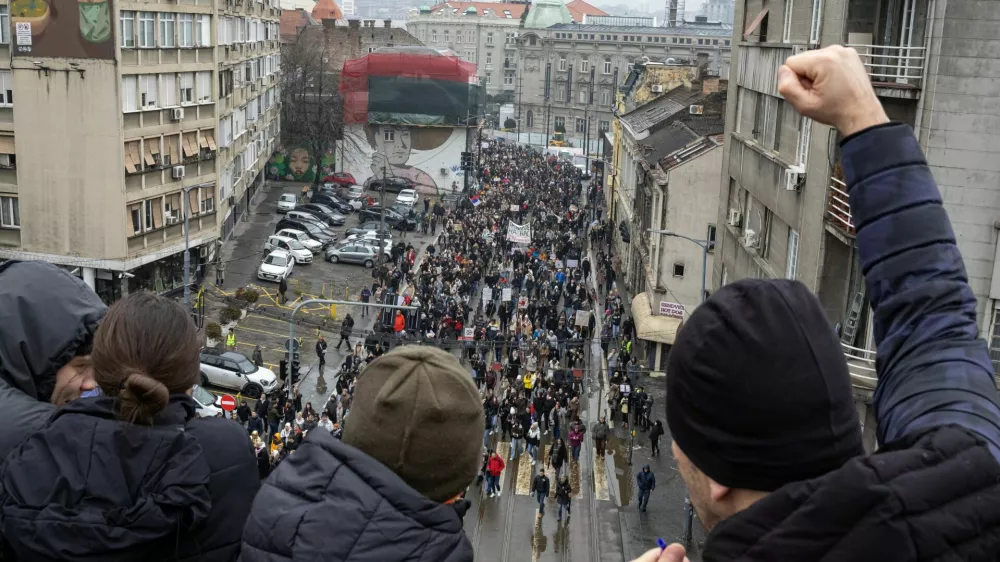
[583,109,590,171]
[378,160,387,266]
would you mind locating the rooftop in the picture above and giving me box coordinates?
[566,0,608,22]
[426,1,527,19]
[620,85,706,134]
[548,21,733,36]
[312,0,345,21]
[643,121,700,165]
[280,9,320,42]
[523,0,573,28]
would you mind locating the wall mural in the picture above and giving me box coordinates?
[267,145,336,183]
[340,124,465,196]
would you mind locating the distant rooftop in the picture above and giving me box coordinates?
[523,0,573,28]
[425,2,528,19]
[585,14,657,27]
[548,22,733,36]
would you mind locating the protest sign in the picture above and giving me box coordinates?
[463,327,474,340]
[555,260,564,269]
[506,222,531,244]
[517,296,528,309]
[575,310,590,327]
[510,204,519,212]
[567,259,579,268]
[502,288,512,302]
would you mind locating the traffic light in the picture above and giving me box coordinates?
[461,151,474,171]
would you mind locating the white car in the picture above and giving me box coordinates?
[264,235,313,264]
[257,250,294,282]
[277,193,297,213]
[395,189,419,207]
[344,231,392,252]
[191,384,222,418]
[275,228,323,253]
[199,348,279,399]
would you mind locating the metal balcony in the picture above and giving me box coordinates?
[846,44,926,90]
[843,343,877,389]
[827,177,855,237]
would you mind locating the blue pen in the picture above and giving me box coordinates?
[657,538,668,550]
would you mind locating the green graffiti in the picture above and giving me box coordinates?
[268,145,336,182]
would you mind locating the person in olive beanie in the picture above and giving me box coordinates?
[666,279,863,523]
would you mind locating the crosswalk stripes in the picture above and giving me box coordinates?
[593,446,611,501]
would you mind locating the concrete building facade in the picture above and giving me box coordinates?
[0,0,280,302]
[516,18,732,152]
[718,0,1000,447]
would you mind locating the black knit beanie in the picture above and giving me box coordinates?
[666,278,863,492]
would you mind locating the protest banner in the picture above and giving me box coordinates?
[502,288,512,301]
[510,204,519,212]
[567,259,579,268]
[506,222,532,244]
[575,310,590,327]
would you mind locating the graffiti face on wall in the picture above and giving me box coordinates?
[267,145,336,182]
[362,125,460,196]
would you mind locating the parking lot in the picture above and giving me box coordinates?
[212,182,439,409]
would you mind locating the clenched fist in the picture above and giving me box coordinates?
[777,45,889,137]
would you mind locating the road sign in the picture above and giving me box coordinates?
[219,394,237,412]
[284,338,300,352]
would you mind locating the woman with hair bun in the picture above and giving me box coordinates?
[0,291,259,561]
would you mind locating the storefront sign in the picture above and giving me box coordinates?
[659,301,685,319]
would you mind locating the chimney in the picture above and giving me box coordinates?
[348,19,360,28]
[364,19,375,27]
[323,18,337,30]
[384,19,392,28]
[703,77,720,94]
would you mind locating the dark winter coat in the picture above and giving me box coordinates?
[555,480,572,505]
[256,447,271,480]
[592,421,610,440]
[636,467,655,491]
[549,442,568,469]
[247,415,265,435]
[0,395,259,561]
[239,428,473,561]
[531,474,550,497]
[237,404,252,423]
[0,261,106,459]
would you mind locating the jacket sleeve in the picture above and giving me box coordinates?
[843,123,1000,459]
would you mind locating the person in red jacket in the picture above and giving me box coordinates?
[485,450,505,498]
[393,311,406,336]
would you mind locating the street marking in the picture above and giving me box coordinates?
[594,446,610,501]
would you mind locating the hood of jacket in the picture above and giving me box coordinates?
[0,395,212,562]
[240,428,473,562]
[703,425,1000,562]
[0,261,107,402]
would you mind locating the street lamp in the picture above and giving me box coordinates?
[647,229,711,305]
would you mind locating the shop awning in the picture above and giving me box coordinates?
[631,292,681,345]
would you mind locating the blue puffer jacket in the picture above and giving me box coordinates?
[239,428,473,562]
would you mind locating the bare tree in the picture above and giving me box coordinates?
[280,25,344,186]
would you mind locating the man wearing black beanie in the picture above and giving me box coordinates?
[636,46,1000,562]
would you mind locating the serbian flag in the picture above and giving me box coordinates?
[470,195,481,206]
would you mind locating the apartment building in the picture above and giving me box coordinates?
[718,0,1000,447]
[516,15,732,151]
[0,0,280,302]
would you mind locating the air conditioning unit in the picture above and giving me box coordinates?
[792,45,809,55]
[172,166,186,179]
[651,84,664,93]
[784,164,806,191]
[165,210,179,225]
[727,208,742,227]
[743,229,760,250]
[170,108,184,121]
[229,195,236,206]
[689,105,704,115]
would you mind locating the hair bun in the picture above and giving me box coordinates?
[120,372,170,425]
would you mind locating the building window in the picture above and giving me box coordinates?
[178,14,194,47]
[786,229,799,278]
[139,74,158,108]
[554,116,565,131]
[601,88,610,106]
[484,74,491,85]
[443,29,450,42]
[486,32,493,44]
[200,189,215,213]
[603,57,612,74]
[196,15,211,46]
[558,55,566,71]
[159,13,175,47]
[384,129,394,142]
[486,52,492,66]
[196,71,211,102]
[575,118,585,133]
[526,110,533,128]
[0,196,18,229]
[504,75,514,86]
[138,12,155,47]
[580,57,589,73]
[0,71,12,108]
[598,120,610,132]
[119,10,135,48]
[431,30,437,42]
[160,72,177,106]
[529,36,536,46]
[122,75,137,111]
[556,85,565,101]
[810,0,823,43]
[579,89,588,104]
[707,224,717,251]
[797,117,812,166]
[179,72,194,104]
[673,263,685,277]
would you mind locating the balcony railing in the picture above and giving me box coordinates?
[843,342,877,388]
[846,44,926,89]
[827,177,855,236]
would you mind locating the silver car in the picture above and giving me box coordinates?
[324,243,380,268]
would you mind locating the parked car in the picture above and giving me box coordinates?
[356,206,418,231]
[309,194,354,215]
[277,193,297,213]
[257,250,295,282]
[297,203,349,226]
[199,348,279,399]
[274,228,323,253]
[275,219,337,245]
[191,385,222,418]
[346,220,392,238]
[264,235,313,264]
[346,186,366,203]
[288,209,346,228]
[323,172,356,187]
[366,177,413,193]
[324,243,380,267]
[395,189,419,207]
[343,232,393,254]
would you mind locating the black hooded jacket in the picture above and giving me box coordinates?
[0,395,260,561]
[0,261,106,458]
[239,428,474,561]
[703,425,1000,561]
